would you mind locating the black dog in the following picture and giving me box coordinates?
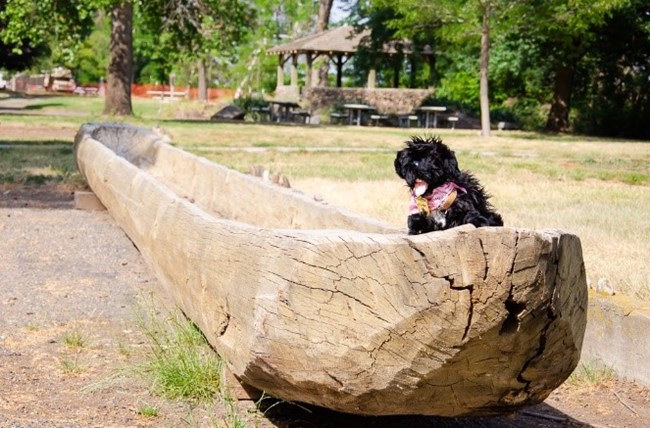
[394,136,503,234]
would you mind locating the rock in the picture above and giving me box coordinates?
[211,104,245,120]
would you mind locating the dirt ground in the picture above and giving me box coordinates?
[1,185,650,428]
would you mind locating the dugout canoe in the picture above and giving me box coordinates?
[73,122,587,417]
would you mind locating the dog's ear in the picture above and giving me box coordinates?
[434,143,460,178]
[443,156,460,177]
[394,149,407,179]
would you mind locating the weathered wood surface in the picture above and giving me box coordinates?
[74,123,588,417]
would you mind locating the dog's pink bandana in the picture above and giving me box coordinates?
[409,182,467,215]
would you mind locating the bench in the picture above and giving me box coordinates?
[370,114,388,126]
[291,109,311,124]
[329,112,346,125]
[146,90,188,100]
[73,87,99,96]
[448,116,459,129]
[398,114,419,128]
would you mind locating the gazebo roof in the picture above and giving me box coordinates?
[267,25,369,56]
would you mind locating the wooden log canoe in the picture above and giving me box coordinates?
[73,123,588,417]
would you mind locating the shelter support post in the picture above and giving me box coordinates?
[335,54,343,88]
[276,54,285,87]
[306,53,313,88]
[290,54,298,87]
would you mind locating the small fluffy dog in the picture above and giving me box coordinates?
[394,136,503,234]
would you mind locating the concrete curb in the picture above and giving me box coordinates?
[580,290,650,386]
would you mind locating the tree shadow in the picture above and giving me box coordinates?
[22,102,65,110]
[0,92,65,111]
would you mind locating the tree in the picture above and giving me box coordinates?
[570,0,650,138]
[508,0,630,133]
[352,0,441,89]
[315,0,334,86]
[0,0,48,71]
[0,0,134,115]
[137,0,254,102]
[231,1,320,96]
[362,0,505,137]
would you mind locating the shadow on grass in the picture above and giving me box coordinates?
[22,102,65,110]
[0,139,72,147]
[0,92,66,111]
[0,142,81,187]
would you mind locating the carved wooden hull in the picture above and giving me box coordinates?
[74,123,587,416]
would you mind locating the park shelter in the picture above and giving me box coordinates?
[266,25,431,92]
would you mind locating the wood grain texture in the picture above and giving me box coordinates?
[74,123,588,416]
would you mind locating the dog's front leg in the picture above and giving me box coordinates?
[407,212,437,234]
[463,210,491,228]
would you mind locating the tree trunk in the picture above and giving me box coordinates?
[103,1,133,116]
[479,2,491,137]
[316,0,333,86]
[409,56,417,88]
[197,58,207,102]
[75,123,588,418]
[393,55,401,88]
[318,0,333,31]
[545,63,575,133]
[428,52,437,88]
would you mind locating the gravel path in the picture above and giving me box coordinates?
[0,208,248,427]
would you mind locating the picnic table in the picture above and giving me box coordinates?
[416,106,447,128]
[266,99,301,123]
[343,103,376,126]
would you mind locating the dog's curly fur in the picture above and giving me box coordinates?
[394,136,503,234]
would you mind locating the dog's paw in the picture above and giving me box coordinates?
[464,211,495,228]
[407,213,433,235]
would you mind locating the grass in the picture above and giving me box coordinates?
[0,144,83,185]
[63,329,88,349]
[135,300,258,426]
[60,356,85,375]
[566,362,615,387]
[2,95,649,301]
[138,404,159,418]
[137,302,223,401]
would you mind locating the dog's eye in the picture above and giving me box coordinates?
[414,161,420,167]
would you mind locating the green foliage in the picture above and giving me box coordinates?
[436,70,480,110]
[135,0,256,89]
[229,0,319,96]
[0,0,96,67]
[232,95,267,112]
[569,0,650,139]
[74,11,110,84]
